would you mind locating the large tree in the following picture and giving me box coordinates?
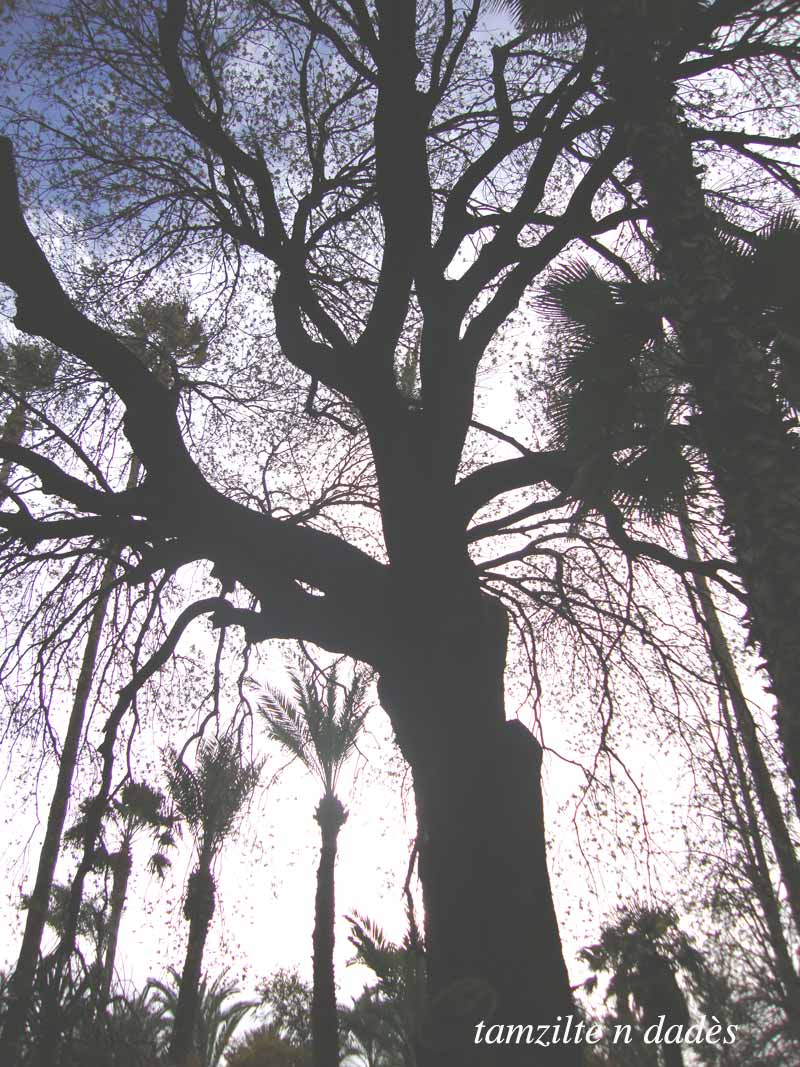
[1,2,797,1063]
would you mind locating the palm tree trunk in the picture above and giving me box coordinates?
[312,793,347,1067]
[716,698,800,1033]
[0,556,115,1063]
[591,8,800,817]
[378,592,578,1067]
[98,843,133,1006]
[679,506,800,937]
[170,864,216,1067]
[5,458,141,1066]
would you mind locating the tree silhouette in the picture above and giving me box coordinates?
[347,909,427,1067]
[148,967,256,1067]
[92,782,175,1006]
[1,2,798,1061]
[535,246,800,932]
[580,904,711,1067]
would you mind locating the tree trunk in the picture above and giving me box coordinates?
[312,793,347,1067]
[98,843,133,1007]
[378,591,579,1067]
[592,8,800,816]
[8,458,141,1066]
[0,557,115,1064]
[170,864,215,1067]
[717,696,800,1033]
[679,507,800,938]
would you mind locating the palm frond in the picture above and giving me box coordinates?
[164,736,261,862]
[260,658,369,797]
[490,0,584,35]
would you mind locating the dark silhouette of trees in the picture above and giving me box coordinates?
[533,247,800,933]
[0,1,798,1062]
[347,909,427,1067]
[148,967,257,1067]
[92,782,175,1006]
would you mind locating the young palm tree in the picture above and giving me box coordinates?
[347,908,427,1067]
[147,967,256,1067]
[93,782,175,1006]
[580,905,711,1067]
[501,0,800,821]
[260,660,369,1067]
[164,735,260,1067]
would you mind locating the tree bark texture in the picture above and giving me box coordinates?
[593,8,800,816]
[170,865,216,1067]
[312,794,347,1067]
[378,591,578,1067]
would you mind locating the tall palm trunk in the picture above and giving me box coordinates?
[12,566,116,1067]
[98,842,133,1006]
[3,459,140,1066]
[170,863,216,1067]
[589,6,800,816]
[312,793,347,1067]
[0,556,115,1061]
[679,506,800,937]
[716,694,800,1033]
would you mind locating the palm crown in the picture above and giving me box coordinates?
[497,1,708,37]
[163,735,261,866]
[259,660,370,798]
[579,904,709,1027]
[535,211,800,521]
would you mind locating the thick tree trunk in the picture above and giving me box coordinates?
[312,793,347,1067]
[170,864,215,1067]
[98,844,133,1006]
[378,592,579,1067]
[593,9,800,816]
[0,558,115,1064]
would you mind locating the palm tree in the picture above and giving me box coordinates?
[535,255,800,937]
[93,782,175,1006]
[1,304,206,1064]
[346,909,427,1067]
[580,904,711,1067]
[260,660,369,1067]
[0,343,120,1067]
[164,735,260,1067]
[147,967,256,1067]
[501,0,800,821]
